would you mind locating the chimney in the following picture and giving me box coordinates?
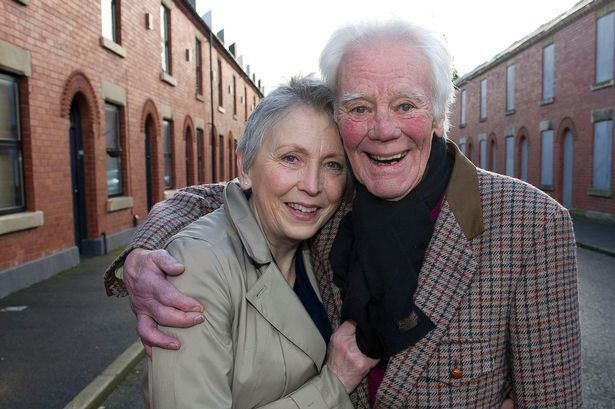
[201,10,212,28]
[229,43,237,57]
[237,55,244,68]
[217,29,225,44]
[185,0,196,9]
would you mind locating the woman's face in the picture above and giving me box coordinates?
[239,105,347,250]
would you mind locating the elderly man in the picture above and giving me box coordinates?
[105,21,581,408]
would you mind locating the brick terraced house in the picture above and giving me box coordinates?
[0,0,263,297]
[448,0,614,220]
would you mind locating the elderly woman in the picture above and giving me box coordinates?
[147,77,375,409]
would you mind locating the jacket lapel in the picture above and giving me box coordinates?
[375,141,484,407]
[246,263,327,370]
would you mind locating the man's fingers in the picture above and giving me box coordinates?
[136,314,180,351]
[155,281,203,313]
[151,249,185,276]
[151,303,204,328]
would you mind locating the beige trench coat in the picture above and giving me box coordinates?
[147,183,352,409]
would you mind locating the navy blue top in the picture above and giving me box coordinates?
[293,248,333,344]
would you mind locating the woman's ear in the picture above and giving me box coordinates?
[236,152,252,189]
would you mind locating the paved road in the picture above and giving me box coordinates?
[103,247,615,408]
[0,250,136,409]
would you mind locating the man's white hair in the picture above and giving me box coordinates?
[319,20,455,136]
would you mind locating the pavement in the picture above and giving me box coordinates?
[0,214,613,409]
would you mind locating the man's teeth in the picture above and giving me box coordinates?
[368,151,407,163]
[287,203,317,213]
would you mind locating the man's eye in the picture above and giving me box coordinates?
[399,103,414,112]
[351,106,368,114]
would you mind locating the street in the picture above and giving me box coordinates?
[102,246,615,408]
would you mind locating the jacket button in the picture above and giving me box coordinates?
[450,368,463,379]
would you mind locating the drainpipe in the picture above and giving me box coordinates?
[208,30,216,182]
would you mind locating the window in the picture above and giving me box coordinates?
[505,135,514,176]
[480,79,487,120]
[596,12,614,84]
[459,140,466,156]
[0,73,24,214]
[217,59,223,107]
[196,128,204,184]
[160,4,171,73]
[195,38,203,95]
[542,44,555,101]
[218,134,224,181]
[479,139,487,169]
[592,120,613,191]
[520,138,528,182]
[460,89,466,126]
[540,129,554,187]
[163,119,173,188]
[104,103,123,196]
[101,0,119,43]
[244,86,248,121]
[233,76,237,116]
[506,64,515,112]
[489,140,497,172]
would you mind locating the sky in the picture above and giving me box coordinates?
[196,0,582,94]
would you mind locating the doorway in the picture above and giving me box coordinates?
[562,130,574,209]
[69,101,87,252]
[144,115,154,211]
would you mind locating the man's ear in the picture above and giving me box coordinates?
[433,116,445,138]
[236,152,252,189]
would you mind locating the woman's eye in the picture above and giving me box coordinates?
[282,154,299,164]
[399,103,414,112]
[325,161,343,171]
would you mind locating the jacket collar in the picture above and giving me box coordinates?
[223,183,273,265]
[444,140,484,239]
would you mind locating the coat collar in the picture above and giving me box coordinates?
[223,183,327,369]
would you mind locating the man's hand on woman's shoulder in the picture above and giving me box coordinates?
[124,248,204,356]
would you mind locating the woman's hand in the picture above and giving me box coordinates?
[326,320,379,393]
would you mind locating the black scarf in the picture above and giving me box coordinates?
[330,136,452,359]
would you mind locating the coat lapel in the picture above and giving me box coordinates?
[375,142,484,408]
[246,263,327,370]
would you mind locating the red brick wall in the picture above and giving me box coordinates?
[0,0,262,269]
[448,6,615,216]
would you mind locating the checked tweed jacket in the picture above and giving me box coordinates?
[105,142,582,408]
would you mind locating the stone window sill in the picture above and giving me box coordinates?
[540,97,554,106]
[13,0,28,5]
[587,188,612,198]
[505,109,515,116]
[459,123,466,129]
[160,72,177,87]
[164,189,179,200]
[100,37,126,58]
[218,106,226,114]
[479,116,487,123]
[196,93,205,102]
[591,79,614,91]
[0,211,44,236]
[106,196,133,212]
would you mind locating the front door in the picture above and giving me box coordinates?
[69,101,87,252]
[145,117,154,211]
[562,130,573,209]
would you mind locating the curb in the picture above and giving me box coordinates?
[63,340,144,409]
[576,241,615,258]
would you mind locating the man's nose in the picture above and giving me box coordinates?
[369,109,401,142]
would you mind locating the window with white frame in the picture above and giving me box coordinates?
[490,139,497,172]
[459,139,466,156]
[195,38,203,95]
[542,44,555,101]
[460,89,466,125]
[480,139,487,169]
[596,12,614,84]
[104,103,123,197]
[0,73,24,215]
[160,4,171,73]
[540,129,554,187]
[163,119,173,188]
[506,64,515,112]
[101,0,119,43]
[480,79,487,120]
[505,135,514,176]
[592,120,613,191]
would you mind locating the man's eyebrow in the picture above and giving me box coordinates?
[338,92,367,103]
[397,92,430,104]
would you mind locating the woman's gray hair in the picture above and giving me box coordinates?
[319,20,455,136]
[236,75,335,172]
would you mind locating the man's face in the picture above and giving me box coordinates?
[336,40,444,201]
